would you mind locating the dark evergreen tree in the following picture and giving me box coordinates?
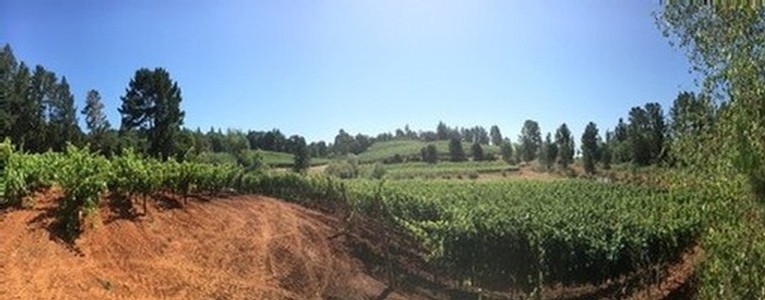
[471,142,485,161]
[420,144,438,164]
[539,133,557,170]
[82,89,111,154]
[499,140,514,164]
[436,121,448,140]
[555,123,574,169]
[291,135,310,173]
[448,138,466,162]
[581,122,600,174]
[490,125,503,146]
[519,120,542,162]
[119,67,185,159]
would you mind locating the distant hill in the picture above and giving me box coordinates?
[355,140,500,163]
[194,150,329,168]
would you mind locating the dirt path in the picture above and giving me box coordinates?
[0,194,409,300]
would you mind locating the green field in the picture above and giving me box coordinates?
[356,140,500,163]
[194,150,329,168]
[256,150,329,167]
[361,160,519,179]
[348,179,705,288]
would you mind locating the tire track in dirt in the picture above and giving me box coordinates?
[0,194,398,300]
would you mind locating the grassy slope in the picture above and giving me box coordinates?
[195,150,329,167]
[360,160,519,179]
[356,140,500,163]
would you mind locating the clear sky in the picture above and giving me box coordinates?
[1,0,697,143]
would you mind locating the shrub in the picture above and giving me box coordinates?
[370,162,386,179]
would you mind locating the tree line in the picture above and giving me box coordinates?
[0,42,712,175]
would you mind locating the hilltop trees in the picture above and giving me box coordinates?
[291,135,310,173]
[555,123,575,169]
[449,138,466,162]
[0,45,83,153]
[421,144,438,164]
[581,122,600,174]
[499,140,514,164]
[519,120,542,162]
[119,67,185,160]
[539,133,557,170]
[437,121,449,140]
[82,90,116,155]
[48,76,81,151]
[490,125,503,146]
[471,142,485,161]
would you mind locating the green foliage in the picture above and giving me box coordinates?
[325,155,361,179]
[581,122,600,174]
[539,133,557,170]
[370,162,386,179]
[363,160,517,180]
[659,5,765,298]
[56,144,109,242]
[470,142,484,161]
[291,135,310,173]
[555,123,574,169]
[448,138,466,162]
[499,141,514,164]
[347,179,705,290]
[668,91,717,167]
[420,144,438,164]
[356,140,499,164]
[519,119,542,162]
[119,67,185,159]
[489,125,503,146]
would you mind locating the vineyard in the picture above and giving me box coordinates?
[0,140,347,243]
[361,160,520,180]
[347,179,707,293]
[3,138,752,298]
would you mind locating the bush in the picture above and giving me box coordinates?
[325,155,360,179]
[370,162,386,179]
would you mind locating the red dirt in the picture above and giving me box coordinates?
[0,189,702,300]
[0,192,423,300]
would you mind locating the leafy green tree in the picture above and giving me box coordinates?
[420,144,438,164]
[448,137,466,162]
[669,91,717,166]
[291,135,310,173]
[490,125,503,146]
[555,123,574,169]
[81,89,111,154]
[519,119,542,162]
[333,129,354,155]
[119,67,185,159]
[499,140,514,164]
[539,133,557,170]
[581,122,600,174]
[471,142,485,161]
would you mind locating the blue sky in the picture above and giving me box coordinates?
[1,0,696,143]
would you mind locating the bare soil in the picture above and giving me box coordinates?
[0,189,701,300]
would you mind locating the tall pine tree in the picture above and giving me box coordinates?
[119,68,184,159]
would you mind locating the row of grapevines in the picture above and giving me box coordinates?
[347,179,706,291]
[1,140,350,242]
